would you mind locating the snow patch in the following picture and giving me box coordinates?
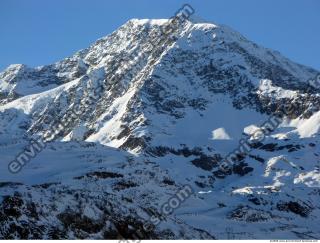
[212,128,231,140]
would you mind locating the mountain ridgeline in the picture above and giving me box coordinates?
[0,18,319,239]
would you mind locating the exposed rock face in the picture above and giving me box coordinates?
[0,18,320,239]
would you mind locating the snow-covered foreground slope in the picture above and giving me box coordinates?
[0,17,320,239]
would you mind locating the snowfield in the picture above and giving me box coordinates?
[0,17,320,239]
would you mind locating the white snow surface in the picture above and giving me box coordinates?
[0,18,320,239]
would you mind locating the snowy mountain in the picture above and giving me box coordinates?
[0,17,320,239]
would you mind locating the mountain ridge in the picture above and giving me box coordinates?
[0,17,320,239]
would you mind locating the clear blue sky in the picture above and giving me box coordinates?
[0,0,319,72]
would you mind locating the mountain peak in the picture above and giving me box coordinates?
[128,18,170,26]
[127,16,217,27]
[1,15,320,239]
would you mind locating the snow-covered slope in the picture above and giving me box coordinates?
[0,18,320,239]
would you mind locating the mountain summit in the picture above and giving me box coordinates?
[0,18,320,239]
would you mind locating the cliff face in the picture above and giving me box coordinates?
[0,18,319,239]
